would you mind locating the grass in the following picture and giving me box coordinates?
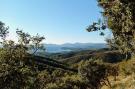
[102,58,135,89]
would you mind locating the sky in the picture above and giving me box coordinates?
[0,0,111,44]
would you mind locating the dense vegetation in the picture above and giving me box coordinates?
[0,21,119,89]
[87,0,135,59]
[0,0,135,89]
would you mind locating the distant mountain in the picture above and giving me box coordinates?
[45,43,107,53]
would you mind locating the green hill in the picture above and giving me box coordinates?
[37,49,125,65]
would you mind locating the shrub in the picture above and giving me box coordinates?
[78,60,118,89]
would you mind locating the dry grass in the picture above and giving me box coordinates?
[102,58,135,89]
[102,74,135,89]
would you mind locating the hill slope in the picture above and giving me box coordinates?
[29,55,77,72]
[40,49,125,64]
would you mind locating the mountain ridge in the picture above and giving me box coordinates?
[44,42,107,53]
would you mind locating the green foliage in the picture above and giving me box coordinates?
[99,0,135,54]
[30,33,45,54]
[105,38,117,50]
[79,61,109,88]
[87,0,135,58]
[86,19,106,36]
[33,60,119,89]
[16,29,31,45]
[0,47,38,89]
[0,21,9,40]
[0,21,45,89]
[0,21,122,89]
[16,29,45,54]
[35,69,88,89]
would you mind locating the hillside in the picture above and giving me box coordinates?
[30,55,77,72]
[0,44,134,89]
[36,48,125,64]
[1,0,135,88]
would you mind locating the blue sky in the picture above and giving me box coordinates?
[0,0,110,44]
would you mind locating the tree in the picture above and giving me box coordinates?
[105,37,117,50]
[16,29,45,55]
[31,33,45,55]
[16,29,31,46]
[78,61,111,89]
[0,21,9,41]
[87,0,135,59]
[0,21,45,89]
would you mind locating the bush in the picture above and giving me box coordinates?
[78,60,118,89]
[0,50,38,89]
